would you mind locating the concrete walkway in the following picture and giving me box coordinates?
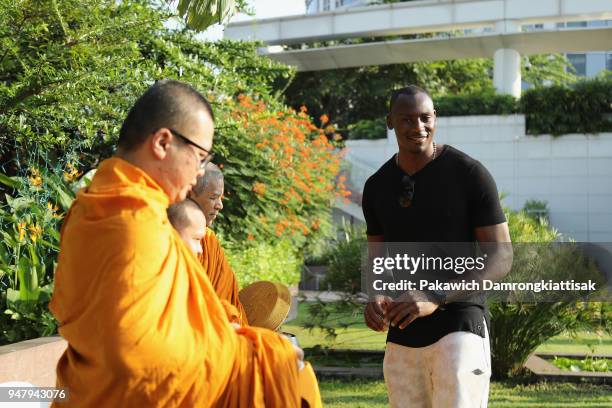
[299,291,368,303]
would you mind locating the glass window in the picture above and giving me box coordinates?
[607,53,612,71]
[567,53,587,76]
[323,0,330,11]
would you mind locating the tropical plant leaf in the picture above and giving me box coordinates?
[0,173,21,189]
[176,0,236,30]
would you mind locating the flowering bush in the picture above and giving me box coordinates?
[0,1,348,344]
[211,95,350,252]
[0,163,80,345]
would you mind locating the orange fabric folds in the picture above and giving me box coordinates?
[198,230,247,326]
[198,220,323,408]
[49,158,299,407]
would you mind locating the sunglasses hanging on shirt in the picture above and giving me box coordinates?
[399,174,415,208]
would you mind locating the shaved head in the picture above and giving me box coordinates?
[167,199,207,254]
[118,79,214,151]
[167,199,203,230]
[192,162,223,196]
[190,162,224,227]
[389,85,432,114]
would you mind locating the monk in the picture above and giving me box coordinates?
[49,80,303,407]
[188,163,246,325]
[189,164,323,408]
[167,198,208,256]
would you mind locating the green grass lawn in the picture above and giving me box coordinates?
[285,301,612,406]
[281,302,612,355]
[320,380,612,408]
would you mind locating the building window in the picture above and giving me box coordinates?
[607,53,612,71]
[567,53,587,76]
[323,0,330,11]
[567,21,587,28]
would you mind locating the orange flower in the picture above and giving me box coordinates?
[247,234,255,241]
[28,223,43,243]
[28,168,42,187]
[17,222,27,242]
[64,162,82,183]
[253,182,266,196]
[300,105,308,113]
[320,114,329,125]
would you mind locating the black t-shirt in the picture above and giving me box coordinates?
[362,145,506,348]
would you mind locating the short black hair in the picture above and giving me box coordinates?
[389,85,431,113]
[192,162,223,196]
[118,79,214,151]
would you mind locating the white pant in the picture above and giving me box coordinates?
[383,320,491,408]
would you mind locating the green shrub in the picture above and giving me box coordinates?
[552,356,610,373]
[435,92,519,116]
[0,164,79,345]
[347,119,387,140]
[323,223,367,294]
[522,199,549,223]
[521,76,612,136]
[488,209,611,379]
[225,239,301,288]
[0,0,346,344]
[395,76,612,137]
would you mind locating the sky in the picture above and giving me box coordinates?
[200,0,306,41]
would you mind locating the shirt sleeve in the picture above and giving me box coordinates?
[467,161,506,228]
[362,178,384,236]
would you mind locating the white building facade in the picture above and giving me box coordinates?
[304,0,612,78]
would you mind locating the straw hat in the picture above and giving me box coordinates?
[238,281,291,331]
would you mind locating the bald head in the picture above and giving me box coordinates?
[167,199,207,254]
[190,162,224,227]
[193,162,223,196]
[118,79,214,151]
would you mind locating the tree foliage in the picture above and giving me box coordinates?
[282,52,577,133]
[0,0,345,344]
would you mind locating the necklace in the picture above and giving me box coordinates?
[396,142,437,166]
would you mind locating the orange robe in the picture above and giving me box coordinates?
[49,158,300,407]
[198,229,248,326]
[198,227,323,408]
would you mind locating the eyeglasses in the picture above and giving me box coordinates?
[398,174,415,208]
[169,128,214,170]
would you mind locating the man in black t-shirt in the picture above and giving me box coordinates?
[362,86,512,408]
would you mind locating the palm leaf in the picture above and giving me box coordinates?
[175,0,236,31]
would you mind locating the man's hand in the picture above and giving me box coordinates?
[293,344,305,371]
[385,292,439,330]
[364,295,391,332]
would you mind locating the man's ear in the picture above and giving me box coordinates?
[150,128,173,160]
[386,114,394,130]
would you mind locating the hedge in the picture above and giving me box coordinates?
[347,76,612,138]
[437,77,612,136]
[521,77,612,136]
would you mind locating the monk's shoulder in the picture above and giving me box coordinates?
[203,228,221,248]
